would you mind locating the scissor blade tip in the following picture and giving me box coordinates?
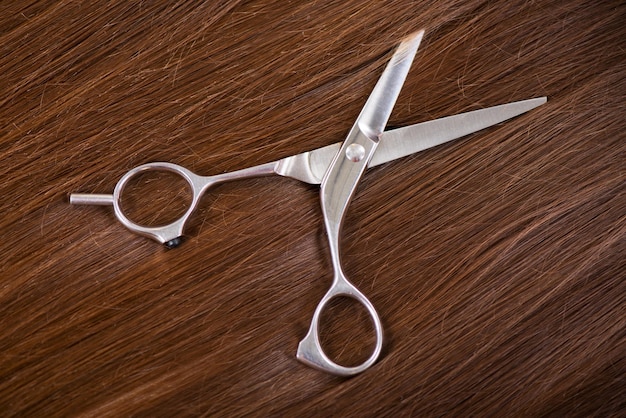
[404,29,425,43]
[526,96,548,108]
[396,30,425,59]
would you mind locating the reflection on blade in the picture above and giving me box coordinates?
[370,97,547,167]
[355,30,424,138]
[279,97,547,184]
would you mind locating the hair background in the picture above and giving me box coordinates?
[1,0,624,416]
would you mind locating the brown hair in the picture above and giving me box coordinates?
[1,0,624,416]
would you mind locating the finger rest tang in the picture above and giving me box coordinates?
[69,193,114,205]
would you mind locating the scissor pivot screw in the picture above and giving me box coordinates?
[345,144,366,162]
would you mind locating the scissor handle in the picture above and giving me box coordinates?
[296,272,383,376]
[296,127,383,376]
[111,162,210,246]
[70,161,278,247]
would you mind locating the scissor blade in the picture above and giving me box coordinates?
[291,97,546,183]
[356,30,424,138]
[370,96,547,167]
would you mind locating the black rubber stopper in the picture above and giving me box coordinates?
[164,237,183,249]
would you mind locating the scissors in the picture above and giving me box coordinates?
[70,30,546,376]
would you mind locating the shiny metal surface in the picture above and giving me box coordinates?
[69,30,548,376]
[295,30,423,375]
[370,96,547,168]
[71,161,279,244]
[296,130,383,375]
[292,97,548,183]
[70,98,548,241]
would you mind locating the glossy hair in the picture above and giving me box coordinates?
[1,0,624,416]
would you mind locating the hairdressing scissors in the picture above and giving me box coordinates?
[70,30,546,375]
